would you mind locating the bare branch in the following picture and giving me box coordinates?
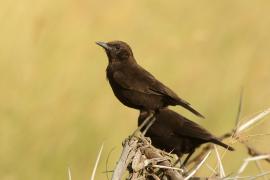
[112,137,138,180]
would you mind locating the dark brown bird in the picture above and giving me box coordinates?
[138,108,234,166]
[96,40,204,118]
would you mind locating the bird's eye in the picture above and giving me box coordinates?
[115,45,120,50]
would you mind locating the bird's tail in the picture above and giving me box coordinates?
[178,101,205,119]
[212,139,234,151]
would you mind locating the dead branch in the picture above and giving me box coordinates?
[112,133,184,180]
[112,137,138,180]
[110,101,270,180]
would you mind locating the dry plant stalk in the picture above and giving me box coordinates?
[110,104,270,180]
[112,133,184,180]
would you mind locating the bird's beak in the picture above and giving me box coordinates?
[96,41,112,51]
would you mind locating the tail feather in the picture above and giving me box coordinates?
[212,139,234,151]
[156,89,205,118]
[178,101,205,119]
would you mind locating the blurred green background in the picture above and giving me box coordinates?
[1,0,270,179]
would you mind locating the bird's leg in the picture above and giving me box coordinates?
[180,150,195,168]
[142,109,159,135]
[142,116,156,135]
[173,154,184,167]
[132,111,154,136]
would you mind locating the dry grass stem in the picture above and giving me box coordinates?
[214,146,225,178]
[184,150,211,180]
[237,108,270,134]
[68,167,72,180]
[90,143,104,180]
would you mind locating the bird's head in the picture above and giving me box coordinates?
[96,41,134,63]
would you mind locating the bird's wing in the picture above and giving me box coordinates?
[112,64,204,118]
[174,117,213,141]
[112,66,163,95]
[112,64,185,99]
[135,66,191,105]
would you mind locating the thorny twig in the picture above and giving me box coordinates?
[184,92,270,179]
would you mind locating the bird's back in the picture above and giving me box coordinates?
[139,108,234,154]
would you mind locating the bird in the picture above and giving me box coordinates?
[138,108,234,167]
[96,40,204,118]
